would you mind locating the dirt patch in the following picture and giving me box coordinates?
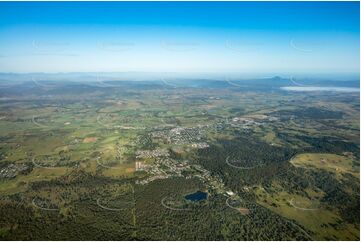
[171,147,184,154]
[83,137,98,143]
[238,207,250,215]
[125,167,135,173]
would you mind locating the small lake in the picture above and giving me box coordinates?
[184,191,208,202]
[281,86,360,93]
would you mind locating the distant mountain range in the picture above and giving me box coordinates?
[0,72,359,89]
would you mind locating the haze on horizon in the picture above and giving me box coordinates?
[0,1,359,75]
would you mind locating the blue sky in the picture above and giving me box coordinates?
[0,1,359,75]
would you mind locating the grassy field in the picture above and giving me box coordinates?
[290,153,359,177]
[254,184,359,240]
[0,167,70,195]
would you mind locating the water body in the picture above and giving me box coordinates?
[281,86,360,92]
[184,191,208,201]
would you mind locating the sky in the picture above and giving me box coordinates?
[0,1,359,76]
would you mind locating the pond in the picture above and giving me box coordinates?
[184,191,208,202]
